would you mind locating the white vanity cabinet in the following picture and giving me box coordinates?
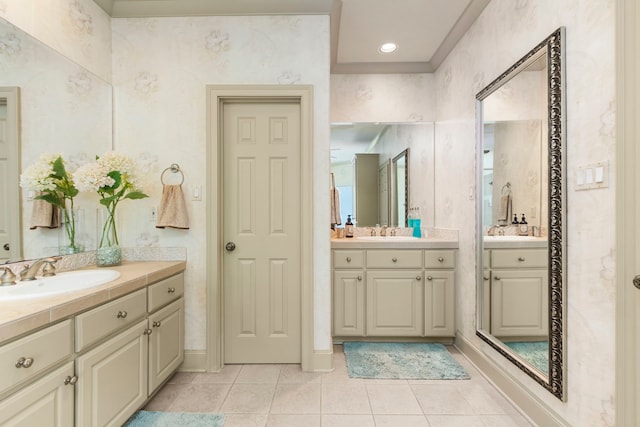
[0,267,185,427]
[332,247,456,339]
[487,248,548,338]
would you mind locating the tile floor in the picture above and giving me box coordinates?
[145,345,533,427]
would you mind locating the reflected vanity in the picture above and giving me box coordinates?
[0,16,113,263]
[475,28,566,400]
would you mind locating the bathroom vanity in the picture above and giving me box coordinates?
[331,235,458,341]
[0,261,185,427]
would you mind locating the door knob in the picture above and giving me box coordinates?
[225,242,236,251]
[3,243,8,251]
[633,275,640,290]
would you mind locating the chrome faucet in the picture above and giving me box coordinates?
[19,256,62,281]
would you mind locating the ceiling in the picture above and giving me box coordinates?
[94,0,489,74]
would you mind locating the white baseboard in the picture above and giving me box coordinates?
[455,335,568,427]
[179,350,208,372]
[309,349,334,372]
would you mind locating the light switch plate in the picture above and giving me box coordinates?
[575,161,609,190]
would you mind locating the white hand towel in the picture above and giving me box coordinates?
[330,186,342,225]
[29,197,60,229]
[497,194,511,222]
[156,184,189,229]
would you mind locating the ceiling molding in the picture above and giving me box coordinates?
[331,61,434,74]
[100,0,331,18]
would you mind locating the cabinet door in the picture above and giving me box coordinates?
[491,270,548,337]
[424,270,455,336]
[333,271,365,336]
[0,362,74,427]
[366,270,423,336]
[149,298,184,393]
[76,319,148,427]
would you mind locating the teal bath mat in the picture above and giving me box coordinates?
[343,342,469,380]
[123,411,224,426]
[504,341,549,375]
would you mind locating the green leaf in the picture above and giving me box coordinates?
[99,198,112,207]
[51,157,67,180]
[104,171,122,191]
[36,193,63,209]
[125,191,149,200]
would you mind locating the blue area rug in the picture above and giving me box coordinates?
[504,341,549,375]
[123,411,224,427]
[343,342,469,380]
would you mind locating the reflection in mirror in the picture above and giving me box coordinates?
[330,123,431,228]
[0,16,113,263]
[475,28,566,400]
[392,149,408,227]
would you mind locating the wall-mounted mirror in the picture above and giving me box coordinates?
[475,28,566,400]
[330,123,431,228]
[0,16,113,263]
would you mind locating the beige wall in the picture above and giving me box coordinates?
[435,0,615,425]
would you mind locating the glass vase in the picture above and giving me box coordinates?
[96,207,121,267]
[58,207,85,255]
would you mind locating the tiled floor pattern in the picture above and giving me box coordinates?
[145,345,533,427]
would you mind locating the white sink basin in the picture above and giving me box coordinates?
[0,269,121,301]
[355,236,420,242]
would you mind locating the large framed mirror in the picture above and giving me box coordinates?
[0,16,113,264]
[475,28,566,400]
[330,123,431,228]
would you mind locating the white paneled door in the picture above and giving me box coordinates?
[0,88,20,264]
[223,101,301,363]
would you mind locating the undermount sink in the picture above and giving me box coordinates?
[354,236,420,241]
[0,269,121,301]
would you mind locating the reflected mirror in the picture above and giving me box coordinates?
[475,28,566,400]
[0,16,113,263]
[330,123,432,228]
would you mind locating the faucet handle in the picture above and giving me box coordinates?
[1,267,16,285]
[42,262,57,277]
[19,264,31,280]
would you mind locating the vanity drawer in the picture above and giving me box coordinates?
[75,288,147,352]
[425,250,456,269]
[333,250,365,269]
[0,319,73,396]
[491,249,547,269]
[148,273,184,312]
[366,250,423,269]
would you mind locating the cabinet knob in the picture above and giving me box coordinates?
[494,276,501,281]
[518,257,526,262]
[143,328,153,335]
[15,357,34,368]
[346,257,351,263]
[438,257,444,262]
[392,257,398,263]
[116,310,128,319]
[416,276,422,281]
[167,287,176,294]
[64,375,78,385]
[427,276,433,281]
[483,276,490,281]
[153,321,162,328]
[357,275,362,281]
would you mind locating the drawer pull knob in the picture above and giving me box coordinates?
[392,257,398,263]
[64,375,78,385]
[15,357,34,368]
[417,276,422,281]
[438,257,444,262]
[494,276,501,281]
[117,310,128,319]
[484,276,489,281]
[346,257,351,262]
[143,328,153,336]
[167,287,176,294]
[518,257,526,262]
[153,321,162,328]
[357,276,362,281]
[427,276,433,281]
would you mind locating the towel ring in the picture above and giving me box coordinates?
[161,163,184,185]
[501,182,511,196]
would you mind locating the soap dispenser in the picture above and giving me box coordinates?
[518,214,529,236]
[512,214,519,225]
[345,215,354,238]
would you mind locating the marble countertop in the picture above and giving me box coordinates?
[331,236,459,249]
[482,236,548,249]
[0,261,186,344]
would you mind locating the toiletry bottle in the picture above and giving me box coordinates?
[518,214,528,236]
[408,208,414,228]
[512,214,519,225]
[345,215,354,238]
[413,207,422,238]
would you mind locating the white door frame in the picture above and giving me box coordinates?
[206,85,314,371]
[0,87,22,263]
[616,0,639,424]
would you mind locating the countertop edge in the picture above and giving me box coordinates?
[331,239,459,249]
[0,261,186,344]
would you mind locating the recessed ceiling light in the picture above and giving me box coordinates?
[379,42,398,54]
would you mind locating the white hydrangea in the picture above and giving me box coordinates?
[20,153,63,191]
[97,151,142,190]
[73,162,115,192]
